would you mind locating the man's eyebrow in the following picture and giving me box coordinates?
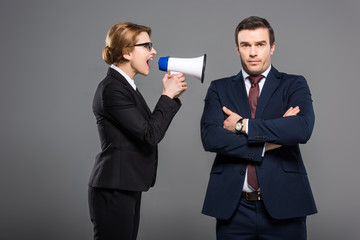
[256,40,267,44]
[239,40,267,45]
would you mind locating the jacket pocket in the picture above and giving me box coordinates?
[279,147,306,174]
[210,155,225,174]
[210,163,223,174]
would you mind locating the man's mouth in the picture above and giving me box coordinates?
[248,60,260,64]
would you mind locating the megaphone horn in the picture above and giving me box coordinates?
[158,54,207,83]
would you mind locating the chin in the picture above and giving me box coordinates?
[248,68,262,75]
[139,69,150,76]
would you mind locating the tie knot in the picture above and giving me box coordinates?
[248,75,264,85]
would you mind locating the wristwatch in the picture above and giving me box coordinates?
[235,118,244,134]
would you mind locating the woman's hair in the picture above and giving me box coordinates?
[102,22,152,65]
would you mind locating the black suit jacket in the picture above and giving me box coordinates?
[89,68,181,192]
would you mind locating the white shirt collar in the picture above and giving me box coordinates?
[110,64,137,90]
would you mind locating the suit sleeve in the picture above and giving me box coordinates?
[248,76,315,146]
[201,82,264,162]
[103,83,181,146]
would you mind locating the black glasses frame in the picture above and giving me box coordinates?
[133,42,153,51]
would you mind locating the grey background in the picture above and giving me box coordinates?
[1,0,359,239]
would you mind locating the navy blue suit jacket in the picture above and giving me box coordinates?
[201,66,317,220]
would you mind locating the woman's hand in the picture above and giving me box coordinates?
[162,73,187,99]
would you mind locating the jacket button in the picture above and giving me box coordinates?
[240,170,245,175]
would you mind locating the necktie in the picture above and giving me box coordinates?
[247,75,264,190]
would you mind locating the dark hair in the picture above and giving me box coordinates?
[102,22,152,65]
[235,16,275,47]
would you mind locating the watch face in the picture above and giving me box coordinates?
[235,122,241,131]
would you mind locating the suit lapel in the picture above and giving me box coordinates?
[107,68,151,118]
[135,88,151,116]
[231,71,252,118]
[255,67,281,118]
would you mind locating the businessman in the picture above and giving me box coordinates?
[201,16,317,240]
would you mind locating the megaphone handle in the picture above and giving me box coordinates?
[169,71,180,75]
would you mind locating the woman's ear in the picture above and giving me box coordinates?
[122,48,132,61]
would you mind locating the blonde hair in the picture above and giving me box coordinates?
[102,22,152,65]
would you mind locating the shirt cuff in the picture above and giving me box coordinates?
[246,119,265,156]
[245,119,249,134]
[262,144,266,157]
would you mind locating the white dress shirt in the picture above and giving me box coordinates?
[241,65,271,192]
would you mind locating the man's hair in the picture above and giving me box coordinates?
[235,16,275,47]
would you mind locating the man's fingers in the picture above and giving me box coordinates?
[283,106,300,117]
[222,106,233,116]
[290,106,300,115]
[283,107,293,117]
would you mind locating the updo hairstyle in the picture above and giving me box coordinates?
[102,22,152,65]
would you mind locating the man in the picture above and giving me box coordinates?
[201,16,317,240]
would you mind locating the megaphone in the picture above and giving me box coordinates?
[158,54,207,83]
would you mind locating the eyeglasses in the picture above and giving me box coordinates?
[133,42,153,51]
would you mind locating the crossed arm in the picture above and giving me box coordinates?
[222,106,300,152]
[201,76,314,160]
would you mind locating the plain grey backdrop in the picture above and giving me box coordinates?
[1,0,359,239]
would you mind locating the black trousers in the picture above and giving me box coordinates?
[88,187,142,240]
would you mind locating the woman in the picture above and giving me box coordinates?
[88,22,187,240]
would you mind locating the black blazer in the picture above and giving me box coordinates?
[89,68,181,192]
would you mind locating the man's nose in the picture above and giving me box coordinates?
[250,46,257,56]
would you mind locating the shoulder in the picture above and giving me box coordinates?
[272,67,305,81]
[271,67,308,87]
[95,73,132,100]
[209,73,241,89]
[271,68,310,95]
[212,73,240,84]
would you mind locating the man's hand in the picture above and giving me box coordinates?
[222,106,242,133]
[265,106,300,151]
[222,105,300,137]
[283,106,300,117]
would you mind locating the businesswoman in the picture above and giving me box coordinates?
[88,22,187,240]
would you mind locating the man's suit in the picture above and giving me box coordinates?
[88,68,181,239]
[201,66,317,221]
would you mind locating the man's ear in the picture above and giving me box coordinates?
[270,43,275,56]
[236,45,240,56]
